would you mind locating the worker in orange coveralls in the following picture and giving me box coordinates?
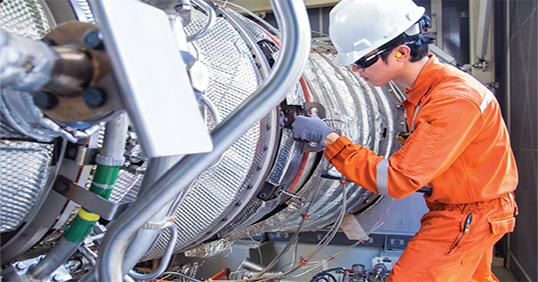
[291,0,518,281]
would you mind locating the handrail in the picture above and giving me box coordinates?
[96,0,311,281]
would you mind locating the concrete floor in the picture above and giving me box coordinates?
[492,257,519,282]
[493,266,519,282]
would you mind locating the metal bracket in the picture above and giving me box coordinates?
[281,101,327,153]
[52,175,131,221]
[65,142,100,166]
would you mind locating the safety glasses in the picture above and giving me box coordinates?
[353,48,389,69]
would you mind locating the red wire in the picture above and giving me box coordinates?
[250,19,313,193]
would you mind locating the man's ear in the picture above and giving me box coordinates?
[395,45,411,61]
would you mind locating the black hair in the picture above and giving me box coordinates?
[379,15,437,62]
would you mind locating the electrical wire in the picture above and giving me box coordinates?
[292,198,396,279]
[245,179,326,281]
[219,196,395,282]
[214,0,281,39]
[247,182,348,282]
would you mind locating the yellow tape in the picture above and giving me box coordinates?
[78,208,100,221]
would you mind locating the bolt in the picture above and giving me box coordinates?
[83,30,104,49]
[258,192,267,199]
[284,108,293,114]
[175,3,192,13]
[56,182,68,193]
[52,274,63,282]
[83,88,107,107]
[33,92,58,110]
[15,262,26,271]
[67,147,77,158]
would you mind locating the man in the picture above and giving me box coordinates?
[291,0,518,281]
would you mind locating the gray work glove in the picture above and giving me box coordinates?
[291,115,336,147]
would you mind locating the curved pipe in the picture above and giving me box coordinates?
[128,222,178,280]
[219,1,281,39]
[186,0,216,42]
[200,95,222,169]
[96,0,310,281]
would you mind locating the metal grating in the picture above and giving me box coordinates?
[0,139,53,232]
[223,7,274,44]
[0,0,51,39]
[141,16,267,261]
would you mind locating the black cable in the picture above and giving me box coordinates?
[312,278,329,282]
[310,268,344,282]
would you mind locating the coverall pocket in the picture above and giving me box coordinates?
[394,122,446,176]
[481,216,515,246]
[488,217,515,235]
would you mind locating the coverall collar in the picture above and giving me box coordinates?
[404,54,439,106]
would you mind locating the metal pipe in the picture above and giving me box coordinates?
[187,0,216,42]
[127,222,178,280]
[118,155,184,278]
[217,0,281,39]
[28,238,79,279]
[0,30,55,92]
[28,114,129,280]
[98,113,129,163]
[96,0,310,280]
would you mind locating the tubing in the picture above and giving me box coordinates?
[218,0,281,39]
[127,222,178,280]
[28,114,129,280]
[117,155,185,279]
[0,30,55,92]
[186,0,216,42]
[95,1,310,280]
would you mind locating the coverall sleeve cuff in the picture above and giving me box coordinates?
[324,136,353,162]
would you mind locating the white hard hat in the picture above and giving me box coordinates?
[329,0,425,67]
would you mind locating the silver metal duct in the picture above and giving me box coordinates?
[139,13,273,261]
[0,140,54,232]
[0,0,55,39]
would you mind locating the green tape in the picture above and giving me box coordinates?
[92,165,120,185]
[89,165,120,199]
[63,214,95,244]
[65,164,120,243]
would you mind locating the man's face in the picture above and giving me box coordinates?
[351,49,397,87]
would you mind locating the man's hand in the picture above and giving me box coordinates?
[291,115,337,147]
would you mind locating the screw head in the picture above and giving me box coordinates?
[15,262,26,271]
[84,30,104,49]
[33,92,58,110]
[56,182,68,192]
[83,88,106,107]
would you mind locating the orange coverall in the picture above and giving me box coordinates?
[325,55,518,281]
